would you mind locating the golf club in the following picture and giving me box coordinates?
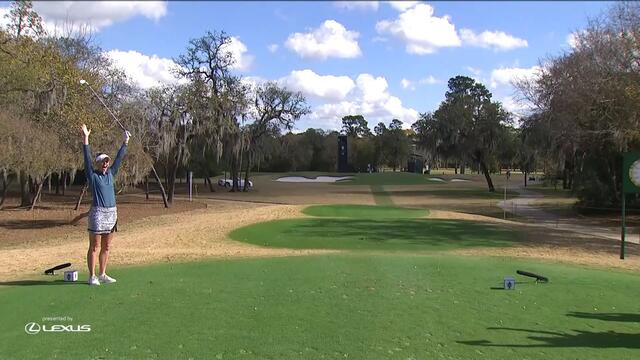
[79,79,129,133]
[44,262,71,275]
[516,270,549,283]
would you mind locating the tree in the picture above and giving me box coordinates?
[385,119,410,171]
[430,76,510,191]
[341,115,371,137]
[5,0,44,37]
[242,82,309,190]
[514,2,640,205]
[174,30,247,193]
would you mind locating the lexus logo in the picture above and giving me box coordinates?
[24,322,91,334]
[25,322,41,335]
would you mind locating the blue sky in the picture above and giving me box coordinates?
[0,1,611,131]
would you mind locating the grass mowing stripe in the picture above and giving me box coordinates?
[370,184,394,206]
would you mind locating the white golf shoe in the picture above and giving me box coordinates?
[98,274,117,284]
[88,275,100,286]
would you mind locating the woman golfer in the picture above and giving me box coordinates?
[81,124,130,286]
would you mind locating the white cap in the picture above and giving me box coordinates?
[95,153,110,163]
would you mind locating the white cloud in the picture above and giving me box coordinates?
[32,1,167,33]
[267,43,279,53]
[419,75,441,85]
[501,95,532,119]
[0,7,10,29]
[305,72,419,129]
[333,1,379,11]
[459,29,528,51]
[376,4,461,54]
[372,36,388,43]
[356,74,389,103]
[240,75,268,90]
[401,75,441,90]
[285,19,361,60]
[105,50,184,89]
[567,33,578,48]
[490,65,541,88]
[280,69,356,102]
[566,31,587,49]
[222,36,254,72]
[401,78,414,90]
[387,1,420,12]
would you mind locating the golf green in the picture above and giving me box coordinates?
[1,255,639,360]
[231,204,517,251]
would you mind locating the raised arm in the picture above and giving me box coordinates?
[81,124,93,182]
[110,130,130,176]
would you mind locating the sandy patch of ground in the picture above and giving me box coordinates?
[275,176,354,183]
[452,245,640,271]
[0,193,206,249]
[428,208,640,271]
[427,209,517,224]
[0,200,334,281]
[187,177,376,205]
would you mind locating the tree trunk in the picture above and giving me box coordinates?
[164,166,169,194]
[479,160,495,192]
[54,172,60,195]
[145,176,149,200]
[30,174,49,211]
[168,143,185,204]
[243,156,251,192]
[204,175,214,192]
[62,171,67,196]
[524,171,528,187]
[19,171,32,207]
[230,155,239,192]
[150,165,170,208]
[0,174,12,208]
[74,184,88,211]
[47,175,51,194]
[231,145,243,192]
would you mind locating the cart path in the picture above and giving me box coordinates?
[498,187,639,245]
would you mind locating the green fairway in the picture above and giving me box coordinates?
[1,255,639,360]
[233,204,517,251]
[230,218,517,251]
[302,204,428,219]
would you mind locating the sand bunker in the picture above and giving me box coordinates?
[276,176,354,183]
[451,179,471,182]
[427,177,446,182]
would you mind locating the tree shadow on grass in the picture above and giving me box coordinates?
[238,218,520,250]
[0,279,80,286]
[300,218,516,247]
[567,312,640,323]
[457,327,640,349]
